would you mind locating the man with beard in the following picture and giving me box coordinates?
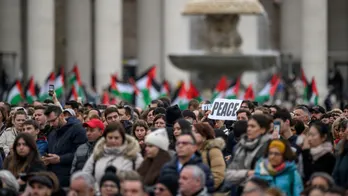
[43,105,87,187]
[310,105,326,122]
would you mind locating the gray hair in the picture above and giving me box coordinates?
[71,171,95,188]
[0,170,19,192]
[183,165,206,188]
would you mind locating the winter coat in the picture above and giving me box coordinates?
[178,187,209,196]
[302,142,336,182]
[0,127,19,155]
[137,149,171,186]
[333,142,348,186]
[36,137,48,157]
[71,141,97,174]
[225,134,271,185]
[83,135,144,184]
[200,138,226,190]
[160,151,215,193]
[254,159,303,196]
[3,158,46,177]
[47,117,87,187]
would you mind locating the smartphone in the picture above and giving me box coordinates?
[273,121,281,138]
[48,85,55,96]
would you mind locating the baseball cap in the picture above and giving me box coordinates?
[310,105,325,114]
[83,119,105,130]
[63,108,76,116]
[29,175,53,189]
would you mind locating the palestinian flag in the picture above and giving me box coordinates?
[25,76,37,104]
[39,72,55,101]
[243,84,255,100]
[110,75,134,103]
[135,66,156,108]
[54,67,65,99]
[160,80,171,97]
[68,65,86,102]
[255,74,280,103]
[101,90,110,105]
[309,77,319,105]
[6,80,24,105]
[225,77,240,99]
[187,81,202,101]
[212,76,228,100]
[150,79,161,100]
[301,68,310,103]
[171,81,189,110]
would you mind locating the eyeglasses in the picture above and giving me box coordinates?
[268,151,282,157]
[176,141,194,146]
[47,116,59,123]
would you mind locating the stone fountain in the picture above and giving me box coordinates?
[168,0,279,91]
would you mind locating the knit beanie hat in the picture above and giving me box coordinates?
[100,166,120,189]
[157,175,179,196]
[166,105,182,126]
[145,128,169,151]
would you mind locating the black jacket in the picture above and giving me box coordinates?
[47,117,87,187]
[333,144,348,187]
[159,151,214,193]
[302,149,335,182]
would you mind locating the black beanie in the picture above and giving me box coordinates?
[157,175,179,196]
[166,105,182,126]
[100,166,120,189]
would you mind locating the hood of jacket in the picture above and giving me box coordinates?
[202,137,225,151]
[93,135,140,161]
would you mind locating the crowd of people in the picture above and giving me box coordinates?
[0,92,347,196]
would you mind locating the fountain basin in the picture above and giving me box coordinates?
[169,51,279,77]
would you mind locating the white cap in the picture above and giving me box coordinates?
[145,128,169,151]
[63,108,76,117]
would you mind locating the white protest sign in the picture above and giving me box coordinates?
[208,98,243,121]
[201,104,212,111]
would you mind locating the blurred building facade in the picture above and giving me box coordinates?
[0,0,347,96]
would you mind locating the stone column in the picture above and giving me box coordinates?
[66,0,92,85]
[0,0,22,81]
[163,0,190,85]
[302,0,328,102]
[27,0,55,85]
[95,0,122,93]
[137,0,163,81]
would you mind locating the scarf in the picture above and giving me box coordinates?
[103,144,127,156]
[264,159,286,176]
[310,142,333,161]
[232,135,263,169]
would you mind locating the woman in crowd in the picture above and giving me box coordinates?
[83,121,143,183]
[142,108,155,127]
[132,120,150,156]
[137,128,171,186]
[253,139,303,196]
[0,110,27,155]
[3,133,45,178]
[332,119,348,186]
[100,166,121,196]
[0,107,7,137]
[302,121,335,182]
[153,114,166,129]
[192,122,225,190]
[168,119,192,150]
[225,114,271,194]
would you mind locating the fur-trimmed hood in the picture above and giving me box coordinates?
[93,135,141,161]
[202,137,225,151]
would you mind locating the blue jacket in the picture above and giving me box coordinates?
[47,117,87,187]
[160,151,215,193]
[254,159,303,196]
[36,137,48,157]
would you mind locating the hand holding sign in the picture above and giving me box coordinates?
[208,98,242,121]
